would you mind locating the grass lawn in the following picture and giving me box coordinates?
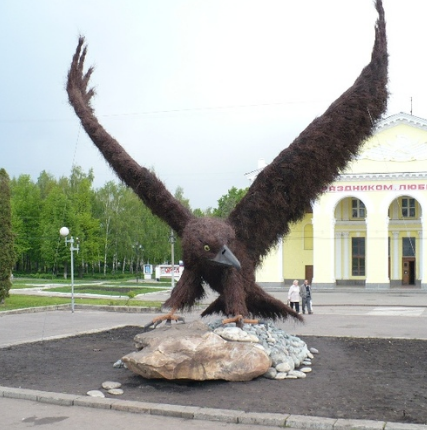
[43,286,167,295]
[1,278,168,312]
[0,295,163,312]
[10,278,170,295]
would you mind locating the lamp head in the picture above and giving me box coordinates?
[59,227,70,237]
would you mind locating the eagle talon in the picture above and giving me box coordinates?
[141,321,157,332]
[222,315,266,327]
[142,314,185,332]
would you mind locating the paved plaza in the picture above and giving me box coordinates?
[1,288,426,429]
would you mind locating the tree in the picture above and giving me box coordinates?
[39,184,69,274]
[67,167,99,277]
[9,165,192,276]
[213,187,248,219]
[10,175,42,272]
[0,169,17,303]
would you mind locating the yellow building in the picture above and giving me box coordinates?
[254,112,427,289]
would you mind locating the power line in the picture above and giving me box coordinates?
[0,99,327,124]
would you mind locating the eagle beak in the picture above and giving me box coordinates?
[211,245,241,270]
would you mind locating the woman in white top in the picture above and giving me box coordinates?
[288,280,301,314]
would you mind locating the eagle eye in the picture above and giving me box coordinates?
[204,245,210,252]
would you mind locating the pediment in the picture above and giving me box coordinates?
[357,134,427,162]
[355,112,427,162]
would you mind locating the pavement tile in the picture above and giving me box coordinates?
[193,407,241,423]
[238,411,289,426]
[286,414,337,429]
[2,386,43,401]
[111,399,152,414]
[385,423,427,430]
[36,391,77,406]
[334,418,386,430]
[149,403,198,419]
[73,395,115,410]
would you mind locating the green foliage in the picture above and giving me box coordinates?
[10,174,42,272]
[127,290,137,299]
[213,186,248,219]
[9,166,189,277]
[0,169,16,303]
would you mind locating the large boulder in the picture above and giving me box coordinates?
[122,321,271,382]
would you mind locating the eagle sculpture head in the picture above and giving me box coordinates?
[181,217,241,270]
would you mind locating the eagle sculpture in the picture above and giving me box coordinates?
[66,0,388,328]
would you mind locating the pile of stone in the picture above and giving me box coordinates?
[208,320,317,380]
[121,319,318,382]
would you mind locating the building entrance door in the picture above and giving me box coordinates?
[402,258,415,285]
[305,265,313,285]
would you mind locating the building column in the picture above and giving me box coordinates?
[312,205,336,289]
[343,232,350,279]
[420,224,427,289]
[335,232,342,280]
[365,213,390,289]
[391,231,399,285]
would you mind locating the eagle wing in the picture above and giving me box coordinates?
[228,0,388,265]
[66,37,193,236]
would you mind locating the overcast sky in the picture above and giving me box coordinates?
[1,0,427,210]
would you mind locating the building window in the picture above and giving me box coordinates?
[352,199,366,219]
[352,237,365,276]
[401,197,416,218]
[403,237,416,257]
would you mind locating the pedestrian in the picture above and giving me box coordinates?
[301,279,313,314]
[288,280,301,314]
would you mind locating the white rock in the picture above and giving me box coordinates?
[288,370,307,378]
[263,367,277,379]
[276,362,292,373]
[87,390,105,398]
[284,374,298,379]
[300,367,312,373]
[253,343,266,351]
[108,388,124,395]
[214,327,239,336]
[214,327,259,342]
[113,359,125,368]
[307,351,314,359]
[102,381,122,390]
[275,372,287,380]
[309,347,319,354]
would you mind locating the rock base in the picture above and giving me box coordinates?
[122,319,316,382]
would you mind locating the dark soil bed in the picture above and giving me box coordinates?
[1,326,426,424]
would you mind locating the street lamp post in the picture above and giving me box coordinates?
[59,227,79,313]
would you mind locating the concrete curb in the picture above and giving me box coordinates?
[1,386,425,429]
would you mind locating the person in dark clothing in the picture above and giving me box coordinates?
[301,279,313,314]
